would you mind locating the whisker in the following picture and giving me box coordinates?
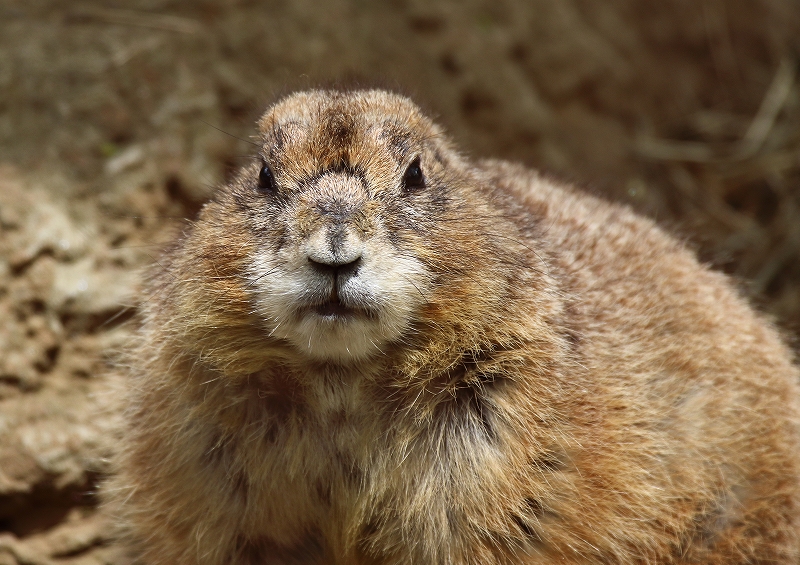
[96,305,137,330]
[199,119,260,147]
[245,267,283,290]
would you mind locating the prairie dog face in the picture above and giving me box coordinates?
[228,90,468,362]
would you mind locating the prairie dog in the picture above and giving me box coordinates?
[107,90,800,564]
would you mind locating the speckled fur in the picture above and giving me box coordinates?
[106,90,800,564]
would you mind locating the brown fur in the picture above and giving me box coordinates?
[105,90,800,564]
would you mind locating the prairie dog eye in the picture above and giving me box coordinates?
[402,157,424,192]
[257,163,276,193]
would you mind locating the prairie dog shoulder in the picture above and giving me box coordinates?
[107,90,800,565]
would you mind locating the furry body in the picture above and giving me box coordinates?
[108,90,800,564]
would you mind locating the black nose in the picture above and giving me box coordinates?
[308,255,362,277]
[306,223,364,276]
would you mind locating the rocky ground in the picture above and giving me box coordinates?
[1,0,799,562]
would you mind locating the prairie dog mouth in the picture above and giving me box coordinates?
[305,268,377,321]
[314,297,355,318]
[308,294,378,320]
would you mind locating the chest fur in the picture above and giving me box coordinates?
[190,363,510,557]
[196,370,374,538]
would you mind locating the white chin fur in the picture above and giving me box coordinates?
[248,247,431,362]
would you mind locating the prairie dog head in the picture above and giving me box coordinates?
[207,90,524,364]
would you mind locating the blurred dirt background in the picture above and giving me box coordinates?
[1,0,799,562]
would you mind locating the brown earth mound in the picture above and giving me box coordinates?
[1,1,798,562]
